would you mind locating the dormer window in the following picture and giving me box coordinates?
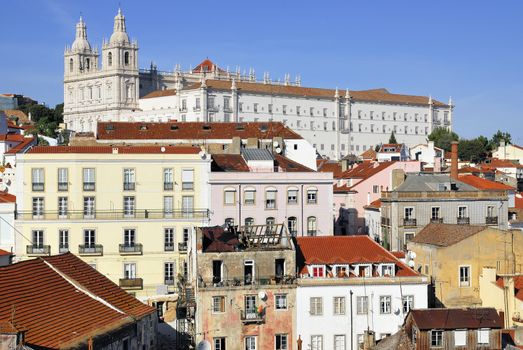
[311,265,325,278]
[356,264,372,277]
[381,264,395,277]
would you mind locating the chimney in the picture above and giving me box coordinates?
[450,141,458,179]
[341,159,349,172]
[391,169,406,190]
[363,330,376,350]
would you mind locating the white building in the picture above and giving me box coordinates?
[410,141,444,170]
[64,11,454,160]
[295,236,428,350]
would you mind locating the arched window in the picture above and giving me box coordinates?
[245,217,254,232]
[225,218,235,228]
[85,58,90,70]
[307,216,317,236]
[108,52,112,66]
[287,216,297,236]
[124,51,129,66]
[266,217,275,234]
[69,58,73,72]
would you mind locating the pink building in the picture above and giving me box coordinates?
[319,160,420,234]
[210,149,333,236]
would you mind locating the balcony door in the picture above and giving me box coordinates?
[124,263,136,279]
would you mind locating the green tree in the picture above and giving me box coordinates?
[388,131,397,144]
[16,102,63,137]
[428,127,459,152]
[458,136,490,163]
[490,130,512,149]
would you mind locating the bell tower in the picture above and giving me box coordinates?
[64,17,98,77]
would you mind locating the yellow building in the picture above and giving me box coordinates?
[407,223,523,308]
[14,145,211,299]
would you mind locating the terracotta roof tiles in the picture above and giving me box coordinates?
[97,121,302,141]
[4,136,36,155]
[409,223,487,247]
[458,174,514,191]
[0,192,16,203]
[0,249,11,256]
[410,308,502,330]
[141,89,177,99]
[27,145,201,154]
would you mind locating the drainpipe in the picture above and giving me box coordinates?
[350,290,354,350]
[238,184,242,229]
[301,184,304,236]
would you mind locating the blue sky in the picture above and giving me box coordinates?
[1,0,522,142]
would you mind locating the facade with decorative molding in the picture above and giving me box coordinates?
[63,10,454,160]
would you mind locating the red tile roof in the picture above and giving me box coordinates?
[211,153,313,172]
[379,143,402,153]
[360,148,377,160]
[515,193,523,209]
[27,145,201,154]
[458,166,494,174]
[481,158,523,169]
[0,192,16,203]
[0,134,24,142]
[97,122,303,140]
[4,136,36,155]
[458,175,514,191]
[0,249,11,256]
[183,80,448,107]
[496,275,523,301]
[191,59,225,74]
[410,308,503,330]
[317,160,343,177]
[364,199,382,210]
[295,236,417,277]
[141,89,177,99]
[0,253,155,349]
[409,223,487,247]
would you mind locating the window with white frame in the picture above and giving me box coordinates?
[265,189,277,209]
[58,197,68,218]
[356,296,368,314]
[163,196,174,216]
[379,295,391,314]
[182,169,194,190]
[307,188,318,204]
[164,262,175,285]
[214,337,226,350]
[477,328,489,345]
[311,335,323,350]
[245,336,256,350]
[310,297,323,315]
[164,228,174,250]
[32,229,44,248]
[333,297,346,315]
[402,295,414,313]
[163,168,174,190]
[404,207,414,219]
[287,217,297,236]
[58,168,68,191]
[381,264,394,277]
[431,207,440,219]
[357,334,364,346]
[454,329,466,346]
[83,168,95,191]
[458,206,468,218]
[32,197,44,218]
[123,229,135,247]
[287,188,298,204]
[275,334,287,350]
[244,189,255,205]
[212,296,225,313]
[83,197,95,218]
[123,168,135,190]
[459,266,470,287]
[245,217,254,231]
[123,262,136,279]
[83,229,95,247]
[224,189,236,205]
[431,330,443,347]
[31,168,44,191]
[311,265,324,277]
[334,335,345,350]
[307,216,317,236]
[123,196,135,217]
[59,229,69,252]
[275,294,287,310]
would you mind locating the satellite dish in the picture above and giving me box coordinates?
[408,260,415,268]
[199,151,207,159]
[258,291,267,301]
[408,251,417,260]
[273,140,279,147]
[197,340,211,350]
[275,147,282,154]
[160,146,166,153]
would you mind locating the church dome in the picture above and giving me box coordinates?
[109,9,130,44]
[71,17,92,52]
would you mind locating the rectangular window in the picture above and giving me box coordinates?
[212,296,225,313]
[123,228,135,247]
[244,190,255,205]
[310,107,314,116]
[323,108,327,117]
[123,196,135,217]
[454,330,466,346]
[84,229,95,247]
[182,169,194,190]
[381,264,394,276]
[58,197,68,218]
[311,122,315,131]
[83,197,95,219]
[162,262,175,285]
[268,104,273,113]
[275,294,287,310]
[182,196,194,217]
[32,229,44,248]
[459,266,470,287]
[477,329,489,345]
[312,265,324,277]
[310,297,323,315]
[123,263,136,279]
[214,337,226,350]
[458,206,468,218]
[334,335,345,350]
[32,197,44,218]
[58,168,68,191]
[164,228,175,250]
[266,190,277,209]
[333,297,346,315]
[402,295,414,313]
[181,99,187,111]
[244,295,257,314]
[83,168,95,191]
[163,168,174,190]
[307,189,318,204]
[287,189,298,204]
[245,336,256,350]
[224,190,235,205]
[195,98,201,110]
[311,335,323,350]
[59,229,69,252]
[296,106,301,116]
[31,168,44,191]
[431,330,443,347]
[163,196,174,217]
[487,205,495,217]
[379,296,391,314]
[356,296,368,314]
[275,334,288,350]
[282,105,287,114]
[253,103,258,113]
[239,102,243,112]
[123,168,135,190]
[404,207,414,219]
[431,207,440,219]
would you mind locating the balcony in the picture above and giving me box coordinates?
[58,182,68,191]
[403,218,417,227]
[307,230,317,236]
[32,182,44,191]
[165,278,175,286]
[486,216,498,225]
[78,244,103,256]
[430,218,444,224]
[26,245,50,256]
[59,246,69,254]
[241,310,265,324]
[178,242,188,252]
[119,243,143,255]
[123,183,136,191]
[457,217,470,225]
[15,209,210,221]
[182,182,194,191]
[119,278,143,290]
[164,243,175,251]
[83,182,95,191]
[164,182,174,191]
[198,275,296,289]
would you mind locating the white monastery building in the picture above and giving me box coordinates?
[64,10,454,160]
